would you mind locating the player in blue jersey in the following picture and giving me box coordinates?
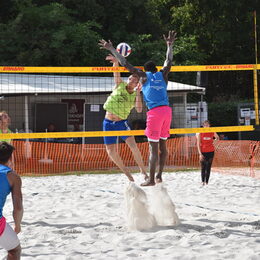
[99,30,177,186]
[0,142,23,259]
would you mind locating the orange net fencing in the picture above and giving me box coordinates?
[12,137,260,178]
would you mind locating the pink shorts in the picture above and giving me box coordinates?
[145,106,172,142]
[0,220,20,251]
[0,217,6,236]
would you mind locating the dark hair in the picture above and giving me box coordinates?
[131,73,140,80]
[0,141,15,164]
[203,120,211,125]
[144,61,157,73]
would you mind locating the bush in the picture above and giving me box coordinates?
[208,102,238,127]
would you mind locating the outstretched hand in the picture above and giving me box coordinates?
[163,30,177,46]
[136,82,142,93]
[105,54,118,64]
[98,39,113,50]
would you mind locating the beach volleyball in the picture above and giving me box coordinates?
[116,42,132,57]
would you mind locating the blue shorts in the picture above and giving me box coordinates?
[103,118,131,145]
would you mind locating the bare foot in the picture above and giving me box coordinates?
[126,173,134,182]
[155,178,162,183]
[142,173,149,181]
[155,174,162,183]
[140,180,155,186]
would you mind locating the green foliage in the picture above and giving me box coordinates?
[208,101,238,127]
[0,0,259,102]
[170,0,258,64]
[0,3,103,66]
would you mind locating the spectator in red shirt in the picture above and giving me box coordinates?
[196,120,219,185]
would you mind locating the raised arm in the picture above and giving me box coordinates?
[161,30,177,81]
[99,39,146,79]
[106,54,122,87]
[134,83,143,113]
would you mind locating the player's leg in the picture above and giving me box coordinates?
[105,143,134,182]
[103,119,134,181]
[140,141,159,186]
[205,152,214,184]
[156,139,168,183]
[0,223,21,260]
[201,154,207,185]
[141,108,163,186]
[124,136,148,180]
[156,106,172,182]
[8,245,21,260]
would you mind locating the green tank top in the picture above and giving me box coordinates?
[0,129,12,143]
[103,82,136,120]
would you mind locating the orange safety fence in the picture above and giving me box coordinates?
[11,137,260,177]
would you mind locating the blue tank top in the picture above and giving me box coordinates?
[0,164,11,218]
[142,71,169,110]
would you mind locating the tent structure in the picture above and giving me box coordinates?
[0,73,205,132]
[0,73,205,94]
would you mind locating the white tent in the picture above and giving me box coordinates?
[0,73,205,94]
[0,73,205,132]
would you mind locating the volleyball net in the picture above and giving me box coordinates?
[0,64,259,176]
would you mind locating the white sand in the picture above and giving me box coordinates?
[1,171,260,260]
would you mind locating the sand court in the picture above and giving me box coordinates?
[0,171,259,260]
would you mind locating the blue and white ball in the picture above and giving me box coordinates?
[116,42,132,57]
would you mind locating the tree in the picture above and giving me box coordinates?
[0,3,103,66]
[170,0,260,101]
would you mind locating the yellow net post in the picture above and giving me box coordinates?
[253,11,259,125]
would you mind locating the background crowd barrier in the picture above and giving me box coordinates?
[12,137,260,178]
